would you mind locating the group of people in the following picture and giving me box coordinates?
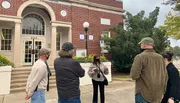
[25,42,109,103]
[24,37,180,103]
[131,37,180,103]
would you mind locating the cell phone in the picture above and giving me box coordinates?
[93,69,98,72]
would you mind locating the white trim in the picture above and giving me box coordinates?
[17,0,56,21]
[45,0,124,15]
[0,15,21,22]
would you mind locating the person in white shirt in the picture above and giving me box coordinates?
[25,48,50,103]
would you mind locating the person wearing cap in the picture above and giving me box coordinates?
[25,48,51,103]
[54,42,85,103]
[130,37,168,103]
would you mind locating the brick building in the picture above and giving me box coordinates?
[0,0,124,67]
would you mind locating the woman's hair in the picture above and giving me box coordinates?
[93,55,101,65]
[161,51,174,61]
[58,50,73,58]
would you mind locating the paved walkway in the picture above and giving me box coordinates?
[0,80,135,103]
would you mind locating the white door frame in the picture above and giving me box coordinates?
[21,36,46,66]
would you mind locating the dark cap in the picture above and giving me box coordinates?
[62,42,75,51]
[39,48,51,56]
[138,37,154,46]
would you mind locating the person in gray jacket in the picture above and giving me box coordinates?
[54,42,85,103]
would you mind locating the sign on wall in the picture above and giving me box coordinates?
[80,34,84,40]
[89,34,94,40]
[100,40,105,48]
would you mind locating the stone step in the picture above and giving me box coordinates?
[11,73,56,79]
[10,84,57,94]
[11,72,55,77]
[11,80,56,88]
[11,76,56,83]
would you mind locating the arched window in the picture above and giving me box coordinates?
[22,14,45,35]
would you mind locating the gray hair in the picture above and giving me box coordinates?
[58,50,73,58]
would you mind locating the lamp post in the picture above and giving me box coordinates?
[83,22,89,57]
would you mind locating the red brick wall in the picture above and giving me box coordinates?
[0,0,26,16]
[71,6,123,56]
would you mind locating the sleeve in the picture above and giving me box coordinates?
[28,65,46,97]
[103,64,109,75]
[164,66,168,94]
[88,64,94,77]
[73,61,85,78]
[26,74,31,92]
[130,55,143,80]
[168,69,179,98]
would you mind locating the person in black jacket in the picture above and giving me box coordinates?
[54,42,85,103]
[161,51,180,103]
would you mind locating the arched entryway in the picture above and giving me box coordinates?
[20,5,52,66]
[13,1,72,67]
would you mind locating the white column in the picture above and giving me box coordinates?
[68,26,72,42]
[13,22,21,67]
[50,26,57,66]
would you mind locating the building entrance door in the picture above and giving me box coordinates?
[22,37,44,66]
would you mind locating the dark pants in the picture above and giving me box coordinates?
[92,79,105,103]
[58,97,81,103]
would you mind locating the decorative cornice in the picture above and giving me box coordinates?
[69,0,125,13]
[45,0,125,13]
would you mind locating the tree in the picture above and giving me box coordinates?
[103,7,169,72]
[161,13,180,39]
[169,46,180,57]
[163,0,180,11]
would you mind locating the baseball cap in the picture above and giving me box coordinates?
[62,42,75,51]
[39,48,51,56]
[138,37,154,46]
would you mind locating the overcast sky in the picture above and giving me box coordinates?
[122,0,180,47]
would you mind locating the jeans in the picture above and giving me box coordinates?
[135,93,149,103]
[58,97,81,103]
[31,90,45,103]
[92,79,105,103]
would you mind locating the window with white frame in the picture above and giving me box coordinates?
[101,31,110,53]
[56,33,61,50]
[101,31,110,38]
[0,29,12,50]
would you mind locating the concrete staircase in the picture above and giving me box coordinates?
[10,67,56,94]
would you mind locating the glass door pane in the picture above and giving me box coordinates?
[24,40,33,65]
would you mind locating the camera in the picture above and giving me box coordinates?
[97,73,100,78]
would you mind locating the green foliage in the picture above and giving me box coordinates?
[102,7,169,72]
[0,54,14,67]
[160,13,180,39]
[73,55,108,63]
[163,0,180,11]
[168,46,180,57]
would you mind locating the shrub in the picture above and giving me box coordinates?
[73,55,108,63]
[0,54,14,67]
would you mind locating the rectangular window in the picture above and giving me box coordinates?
[101,31,110,53]
[1,29,12,50]
[101,31,110,38]
[56,33,61,50]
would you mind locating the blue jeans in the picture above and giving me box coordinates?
[31,90,45,103]
[58,97,81,103]
[135,94,149,103]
